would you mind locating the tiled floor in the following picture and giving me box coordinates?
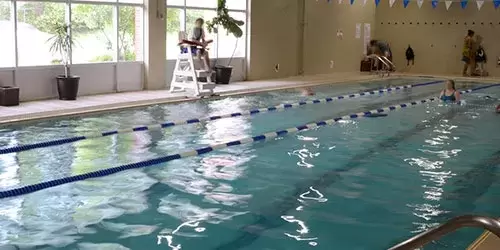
[0,72,379,124]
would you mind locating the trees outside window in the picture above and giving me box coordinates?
[119,6,143,61]
[71,4,115,63]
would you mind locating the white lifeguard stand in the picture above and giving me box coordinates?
[169,31,216,97]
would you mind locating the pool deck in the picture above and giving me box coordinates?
[0,72,496,125]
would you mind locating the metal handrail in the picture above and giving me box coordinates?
[380,56,396,71]
[388,215,500,250]
[366,54,391,77]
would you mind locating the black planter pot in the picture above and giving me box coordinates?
[57,75,80,100]
[214,65,233,84]
[0,86,20,106]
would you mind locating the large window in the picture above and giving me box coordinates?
[0,0,143,67]
[71,4,115,63]
[165,1,247,60]
[16,1,65,66]
[0,1,14,67]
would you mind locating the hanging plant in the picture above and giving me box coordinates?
[206,0,245,38]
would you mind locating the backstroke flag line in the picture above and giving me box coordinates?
[445,0,452,9]
[417,0,424,8]
[476,0,484,9]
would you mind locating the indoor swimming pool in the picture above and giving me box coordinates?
[0,77,499,249]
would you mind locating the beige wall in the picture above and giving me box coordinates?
[248,0,376,80]
[303,1,376,75]
[375,3,500,76]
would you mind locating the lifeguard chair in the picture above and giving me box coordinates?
[169,31,216,97]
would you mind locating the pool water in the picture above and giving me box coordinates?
[0,77,499,250]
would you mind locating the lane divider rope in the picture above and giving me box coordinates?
[1,83,498,199]
[0,80,443,155]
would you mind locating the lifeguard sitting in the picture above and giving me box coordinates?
[178,18,213,73]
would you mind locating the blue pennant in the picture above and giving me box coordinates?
[460,0,468,8]
[351,0,355,4]
[403,0,410,7]
[431,0,438,8]
[375,0,381,6]
[494,0,500,8]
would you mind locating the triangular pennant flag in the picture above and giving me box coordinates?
[403,0,410,7]
[375,0,381,6]
[495,0,500,8]
[363,0,368,6]
[350,0,355,5]
[389,0,396,7]
[445,0,452,9]
[476,0,484,9]
[461,0,468,8]
[432,0,438,8]
[417,0,424,8]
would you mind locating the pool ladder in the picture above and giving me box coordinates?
[367,54,395,77]
[388,215,500,250]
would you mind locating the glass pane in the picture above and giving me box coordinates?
[0,1,14,67]
[217,11,245,58]
[119,6,143,61]
[166,0,184,6]
[185,0,216,8]
[226,0,246,10]
[71,4,115,63]
[166,8,183,59]
[185,9,216,58]
[16,2,66,66]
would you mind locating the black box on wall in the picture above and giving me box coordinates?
[0,86,20,106]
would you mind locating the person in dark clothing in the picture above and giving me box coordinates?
[406,45,415,66]
[474,35,487,76]
[370,39,392,59]
[191,18,211,72]
[462,30,475,76]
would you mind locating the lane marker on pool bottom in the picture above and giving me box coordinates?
[0,80,444,155]
[1,83,498,199]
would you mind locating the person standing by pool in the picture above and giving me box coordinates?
[439,80,461,103]
[462,30,475,76]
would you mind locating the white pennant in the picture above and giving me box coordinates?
[476,0,484,9]
[363,0,368,6]
[417,0,424,8]
[389,0,396,7]
[338,0,343,4]
[445,0,452,9]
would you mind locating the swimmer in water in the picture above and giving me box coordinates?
[439,80,461,103]
[301,87,314,96]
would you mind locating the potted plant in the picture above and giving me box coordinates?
[206,0,244,84]
[48,22,80,100]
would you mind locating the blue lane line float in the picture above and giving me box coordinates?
[0,80,443,155]
[1,83,498,199]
